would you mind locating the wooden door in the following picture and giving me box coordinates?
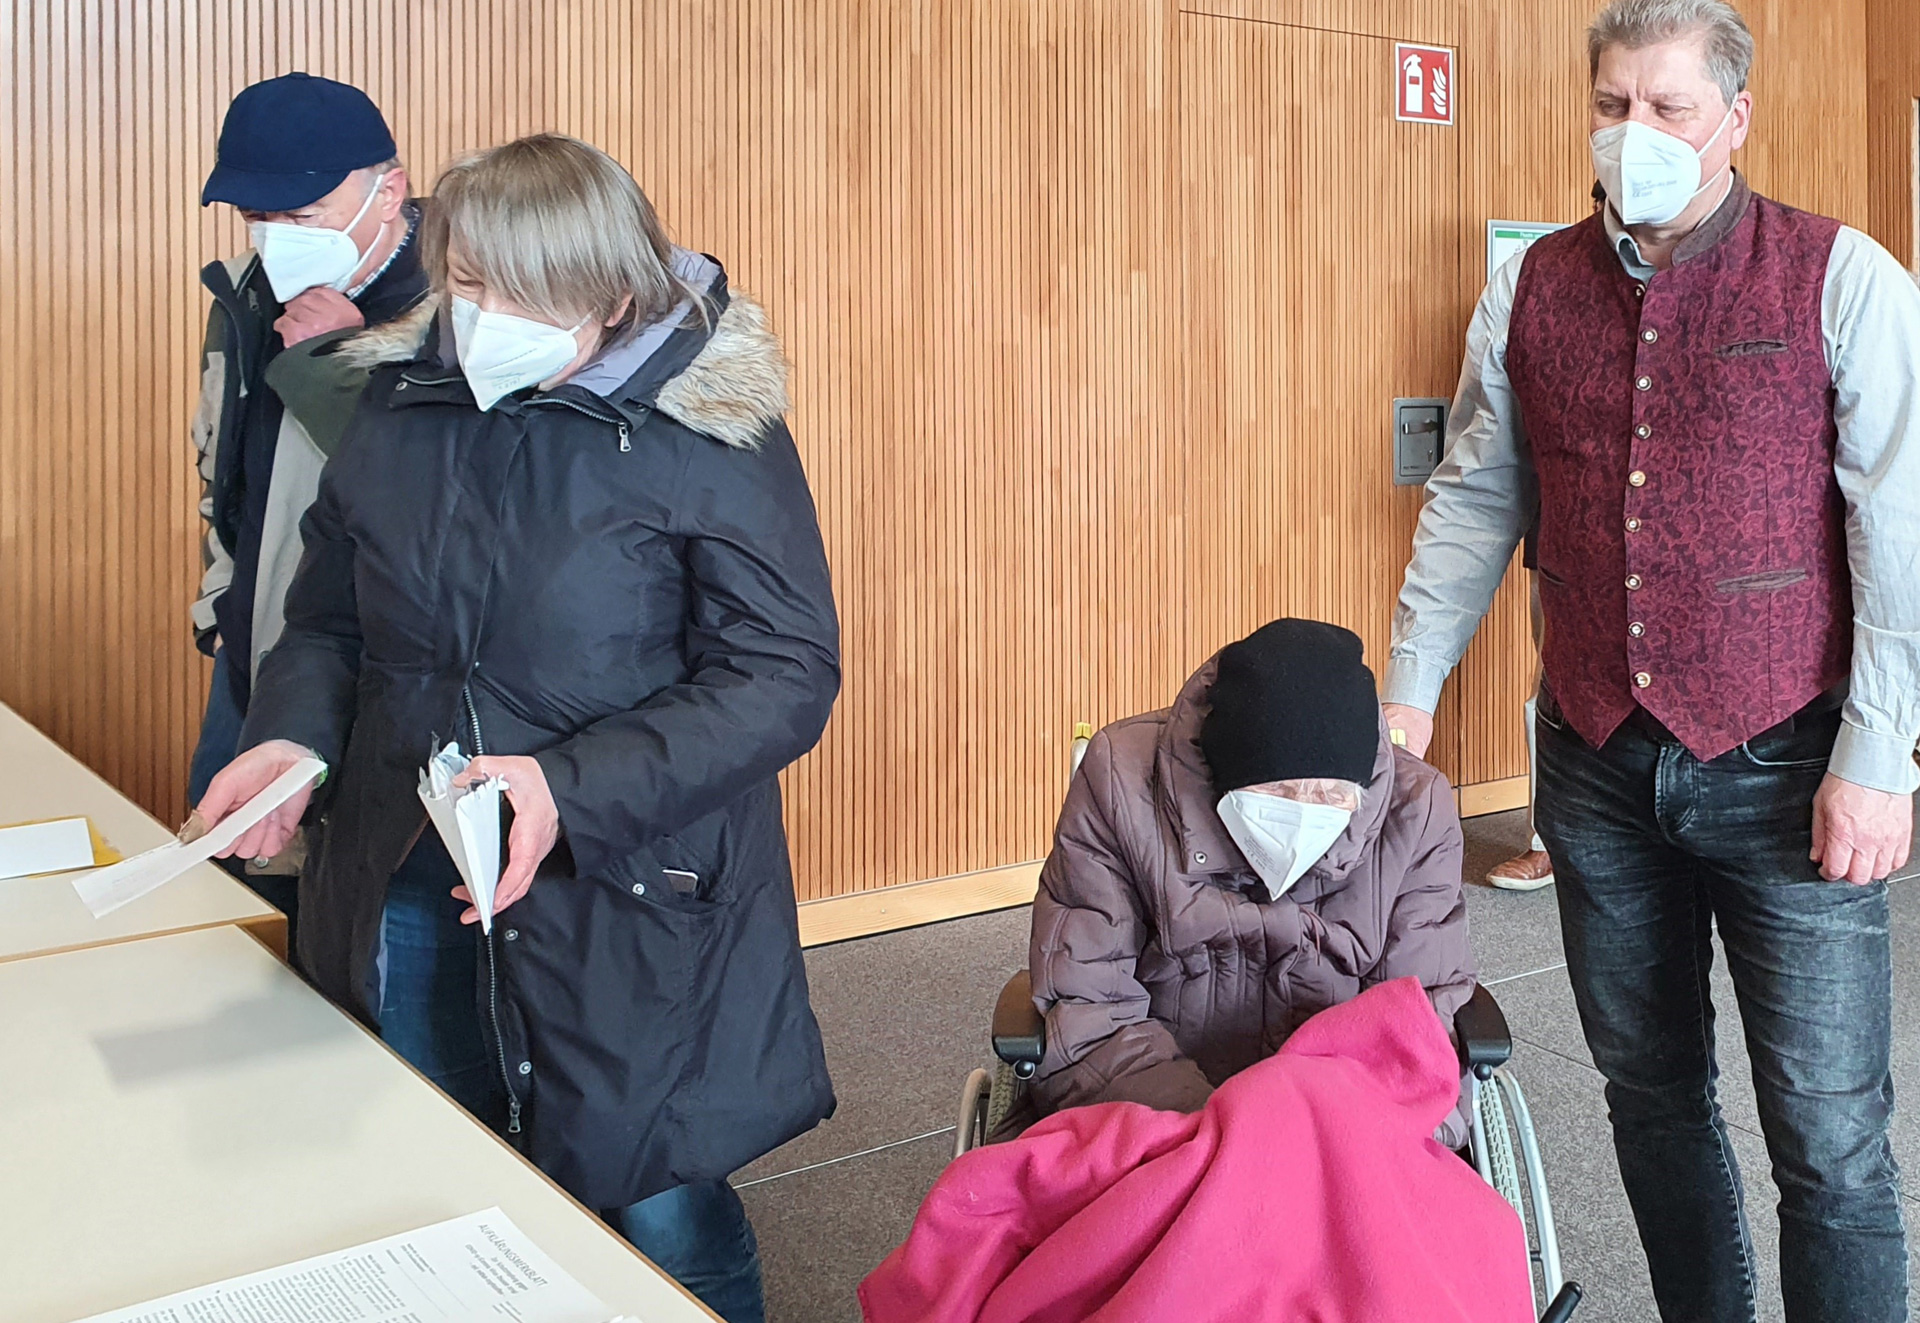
[1176,11,1466,782]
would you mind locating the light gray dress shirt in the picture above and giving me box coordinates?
[1386,181,1920,795]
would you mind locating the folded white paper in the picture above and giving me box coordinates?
[73,1208,613,1323]
[419,741,506,933]
[71,757,326,918]
[0,816,95,880]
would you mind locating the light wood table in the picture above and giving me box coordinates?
[0,702,285,963]
[0,923,718,1322]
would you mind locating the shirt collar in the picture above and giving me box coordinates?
[347,200,420,303]
[1601,169,1746,278]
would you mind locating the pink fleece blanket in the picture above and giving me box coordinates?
[860,978,1535,1323]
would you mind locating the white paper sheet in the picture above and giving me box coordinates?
[71,757,326,917]
[73,1208,616,1323]
[419,742,505,933]
[0,815,94,880]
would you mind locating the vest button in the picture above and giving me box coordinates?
[1626,517,1642,532]
[1629,621,1646,637]
[1634,671,1652,688]
[1626,574,1643,590]
[1635,424,1651,439]
[1633,283,1646,298]
[1642,328,1658,343]
[631,882,646,896]
[1635,375,1652,391]
[1629,470,1647,487]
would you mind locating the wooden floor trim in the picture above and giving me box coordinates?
[797,862,1042,947]
[1458,775,1531,819]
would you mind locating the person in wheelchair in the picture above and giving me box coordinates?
[1028,616,1477,1143]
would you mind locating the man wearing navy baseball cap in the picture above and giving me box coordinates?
[189,73,429,942]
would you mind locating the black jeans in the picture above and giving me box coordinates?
[1535,689,1907,1323]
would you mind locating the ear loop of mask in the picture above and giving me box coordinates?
[337,171,392,296]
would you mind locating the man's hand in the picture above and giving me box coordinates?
[1811,773,1915,885]
[199,739,318,864]
[451,755,561,925]
[1381,703,1435,759]
[274,288,364,346]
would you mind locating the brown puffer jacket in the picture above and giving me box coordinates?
[1029,653,1476,1142]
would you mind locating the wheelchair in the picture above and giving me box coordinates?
[953,732,1583,1322]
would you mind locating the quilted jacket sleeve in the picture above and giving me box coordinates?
[1365,753,1477,1148]
[1029,730,1214,1115]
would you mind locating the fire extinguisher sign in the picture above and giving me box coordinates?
[1395,44,1455,125]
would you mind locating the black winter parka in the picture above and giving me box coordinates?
[239,267,839,1207]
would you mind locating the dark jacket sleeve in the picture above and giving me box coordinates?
[1029,731,1214,1115]
[236,453,364,769]
[533,422,840,877]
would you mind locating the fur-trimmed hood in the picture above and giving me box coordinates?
[335,281,791,451]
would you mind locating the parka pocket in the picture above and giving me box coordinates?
[603,838,733,915]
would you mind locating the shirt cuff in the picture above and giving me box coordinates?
[1829,720,1920,796]
[1383,657,1449,713]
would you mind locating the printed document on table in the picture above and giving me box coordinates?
[73,1208,617,1323]
[71,756,326,916]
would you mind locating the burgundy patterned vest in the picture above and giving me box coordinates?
[1506,180,1850,761]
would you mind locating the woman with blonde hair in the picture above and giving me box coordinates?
[198,134,839,1322]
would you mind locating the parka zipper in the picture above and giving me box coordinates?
[527,395,635,452]
[462,678,523,1137]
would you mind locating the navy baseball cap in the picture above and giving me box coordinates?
[202,73,397,211]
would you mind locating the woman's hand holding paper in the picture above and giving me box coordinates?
[199,739,320,864]
[452,755,559,924]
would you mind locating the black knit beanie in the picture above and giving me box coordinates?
[1199,618,1380,795]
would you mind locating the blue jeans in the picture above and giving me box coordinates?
[376,841,766,1323]
[1535,688,1907,1323]
[190,648,300,937]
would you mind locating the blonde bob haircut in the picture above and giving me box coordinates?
[421,133,706,338]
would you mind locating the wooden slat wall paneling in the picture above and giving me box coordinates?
[1180,0,1457,45]
[1867,0,1920,267]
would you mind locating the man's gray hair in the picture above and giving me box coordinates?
[1589,0,1755,105]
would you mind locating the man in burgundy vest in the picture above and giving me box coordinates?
[1383,3,1920,1319]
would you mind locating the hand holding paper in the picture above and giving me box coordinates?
[199,739,326,863]
[421,747,560,928]
[73,751,326,917]
[457,752,561,924]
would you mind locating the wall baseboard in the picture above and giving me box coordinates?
[1458,775,1531,819]
[798,862,1041,947]
[800,774,1532,946]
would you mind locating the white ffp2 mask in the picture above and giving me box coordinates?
[1590,106,1734,227]
[1216,791,1354,902]
[450,296,589,412]
[248,171,389,302]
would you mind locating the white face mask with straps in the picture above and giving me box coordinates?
[1590,104,1735,227]
[449,296,590,412]
[249,171,390,302]
[1216,790,1354,902]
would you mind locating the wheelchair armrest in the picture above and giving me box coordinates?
[1455,983,1513,1079]
[992,970,1047,1078]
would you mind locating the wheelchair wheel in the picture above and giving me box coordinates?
[1473,1070,1567,1313]
[984,1060,1027,1137]
[956,1068,993,1159]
